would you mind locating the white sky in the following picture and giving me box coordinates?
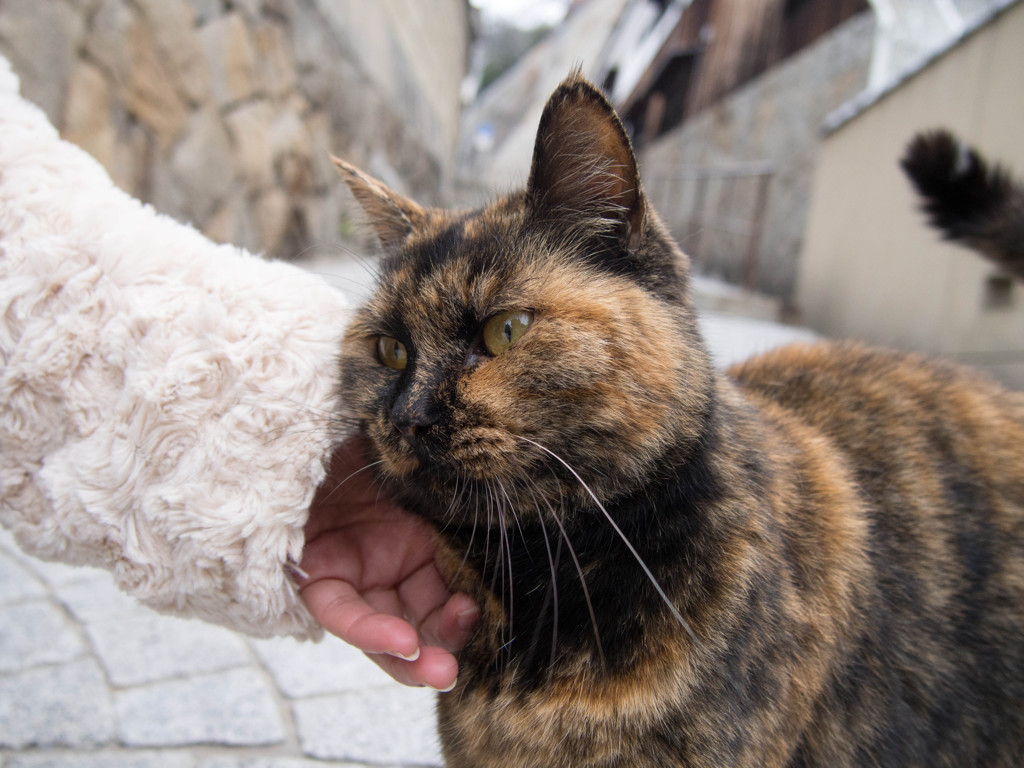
[470,0,571,28]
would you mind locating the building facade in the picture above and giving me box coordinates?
[796,0,1024,387]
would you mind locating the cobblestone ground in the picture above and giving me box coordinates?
[0,527,443,768]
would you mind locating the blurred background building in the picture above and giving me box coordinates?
[0,0,1020,384]
[798,0,1024,387]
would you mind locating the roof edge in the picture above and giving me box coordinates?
[821,0,1022,136]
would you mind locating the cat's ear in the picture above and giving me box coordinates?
[527,72,645,251]
[332,156,428,250]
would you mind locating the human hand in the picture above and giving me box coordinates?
[297,436,478,691]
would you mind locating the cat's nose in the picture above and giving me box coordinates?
[389,401,439,452]
[393,417,426,443]
[391,416,440,458]
[389,371,446,455]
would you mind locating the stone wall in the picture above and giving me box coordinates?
[0,0,469,258]
[640,12,875,300]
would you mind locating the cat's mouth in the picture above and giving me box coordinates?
[447,426,522,478]
[366,407,632,525]
[373,420,527,481]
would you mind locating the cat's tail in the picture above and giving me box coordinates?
[901,130,1024,280]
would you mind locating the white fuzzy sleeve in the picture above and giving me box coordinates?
[0,58,348,639]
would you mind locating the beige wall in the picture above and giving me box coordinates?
[796,0,1024,387]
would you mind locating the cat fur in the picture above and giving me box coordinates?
[335,74,1024,767]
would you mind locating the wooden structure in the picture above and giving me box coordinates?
[606,0,868,147]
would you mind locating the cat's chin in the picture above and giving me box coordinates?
[394,455,527,503]
[379,450,563,530]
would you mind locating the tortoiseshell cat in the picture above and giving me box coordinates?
[333,75,1024,767]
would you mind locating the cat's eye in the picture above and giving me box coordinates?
[376,336,408,370]
[482,310,534,356]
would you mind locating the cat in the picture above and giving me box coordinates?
[902,129,1024,280]
[332,73,1024,767]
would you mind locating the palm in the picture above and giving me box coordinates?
[299,438,476,690]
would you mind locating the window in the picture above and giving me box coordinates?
[983,274,1015,310]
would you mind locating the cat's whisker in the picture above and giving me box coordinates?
[477,483,494,606]
[316,459,387,506]
[521,475,575,681]
[482,481,514,654]
[489,483,510,658]
[520,481,561,651]
[219,393,353,446]
[254,423,335,446]
[517,435,702,650]
[497,485,516,658]
[436,467,465,533]
[293,240,383,287]
[265,399,363,436]
[496,478,527,655]
[498,475,559,675]
[451,473,480,585]
[528,474,606,673]
[276,396,345,420]
[553,511,607,670]
[483,481,499,597]
[534,509,561,680]
[496,478,532,557]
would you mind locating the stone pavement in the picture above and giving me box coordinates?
[0,526,443,768]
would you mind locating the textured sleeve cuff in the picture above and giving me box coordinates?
[0,56,349,640]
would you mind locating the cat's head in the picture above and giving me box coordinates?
[336,74,713,522]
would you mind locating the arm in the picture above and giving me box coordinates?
[0,54,324,639]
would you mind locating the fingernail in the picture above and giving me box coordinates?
[432,678,457,693]
[456,606,480,632]
[388,647,420,662]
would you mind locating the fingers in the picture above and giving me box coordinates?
[421,592,480,652]
[299,435,480,693]
[299,576,479,691]
[367,645,460,692]
[300,574,479,656]
[300,578,420,659]
[394,559,459,631]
